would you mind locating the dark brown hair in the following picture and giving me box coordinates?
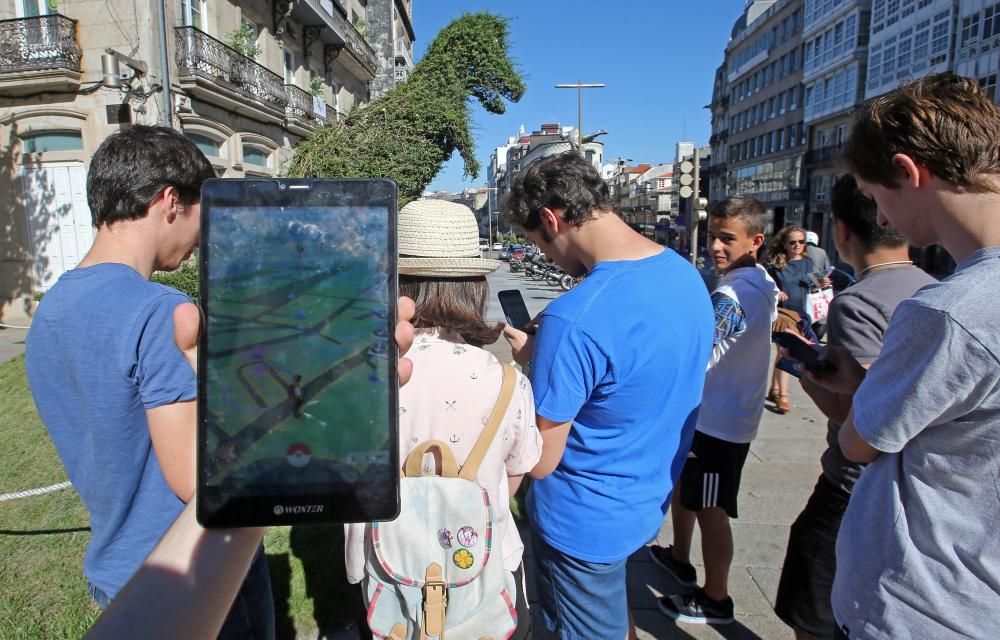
[843,73,1000,192]
[830,174,906,251]
[399,276,503,347]
[708,196,766,236]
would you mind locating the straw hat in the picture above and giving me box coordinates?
[398,199,501,277]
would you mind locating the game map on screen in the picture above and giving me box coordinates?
[203,205,392,492]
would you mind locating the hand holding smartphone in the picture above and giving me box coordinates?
[498,289,535,334]
[772,331,835,377]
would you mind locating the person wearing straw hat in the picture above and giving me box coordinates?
[344,198,541,639]
[501,152,715,640]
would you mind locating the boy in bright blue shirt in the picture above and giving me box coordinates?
[503,152,713,639]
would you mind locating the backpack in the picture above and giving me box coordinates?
[363,363,519,640]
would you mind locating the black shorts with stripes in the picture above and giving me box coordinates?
[678,430,752,519]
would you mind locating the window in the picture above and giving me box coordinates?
[18,0,57,17]
[913,30,929,61]
[814,175,828,201]
[186,133,220,157]
[283,48,295,85]
[961,13,981,47]
[243,145,269,166]
[20,130,83,153]
[931,22,949,54]
[834,125,847,145]
[980,74,997,102]
[985,4,999,40]
[179,0,204,29]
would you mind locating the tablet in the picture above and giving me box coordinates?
[196,178,399,527]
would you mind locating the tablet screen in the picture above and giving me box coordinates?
[197,179,398,526]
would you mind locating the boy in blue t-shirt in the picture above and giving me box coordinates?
[502,152,713,639]
[25,127,274,638]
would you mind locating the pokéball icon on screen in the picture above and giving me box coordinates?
[287,443,312,468]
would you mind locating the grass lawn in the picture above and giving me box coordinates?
[0,355,365,639]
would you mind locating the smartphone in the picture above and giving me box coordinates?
[197,178,399,527]
[498,289,535,334]
[771,331,835,375]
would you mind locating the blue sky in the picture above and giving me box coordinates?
[412,1,748,193]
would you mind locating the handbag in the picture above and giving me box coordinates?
[806,288,834,323]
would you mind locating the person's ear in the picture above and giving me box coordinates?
[751,233,765,254]
[160,186,180,223]
[539,207,561,234]
[833,218,850,245]
[890,153,928,189]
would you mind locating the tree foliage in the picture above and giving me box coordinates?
[289,13,525,205]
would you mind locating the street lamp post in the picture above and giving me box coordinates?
[485,187,499,259]
[555,82,606,152]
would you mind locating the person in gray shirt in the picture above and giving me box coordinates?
[804,74,1000,639]
[774,175,935,639]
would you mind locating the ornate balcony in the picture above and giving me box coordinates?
[175,26,287,125]
[394,39,413,69]
[328,8,377,79]
[0,15,82,97]
[289,0,378,80]
[284,83,326,135]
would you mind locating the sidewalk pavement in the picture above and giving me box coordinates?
[0,326,28,364]
[486,334,824,640]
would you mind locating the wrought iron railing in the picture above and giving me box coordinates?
[175,26,287,110]
[0,14,81,74]
[327,9,377,76]
[284,83,323,123]
[805,143,844,165]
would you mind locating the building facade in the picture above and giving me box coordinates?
[367,0,414,98]
[723,0,808,234]
[0,0,403,323]
[864,0,959,100]
[954,0,1000,104]
[707,63,732,204]
[802,0,872,248]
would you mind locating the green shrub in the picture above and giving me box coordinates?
[151,258,199,299]
[290,13,525,207]
[226,23,262,60]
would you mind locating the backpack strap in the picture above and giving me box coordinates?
[459,363,517,482]
[421,563,447,640]
[387,625,407,640]
[403,440,459,478]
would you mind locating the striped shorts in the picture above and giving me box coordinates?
[678,430,752,518]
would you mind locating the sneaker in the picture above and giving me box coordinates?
[647,544,697,588]
[658,589,735,625]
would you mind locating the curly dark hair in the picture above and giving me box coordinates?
[502,152,614,231]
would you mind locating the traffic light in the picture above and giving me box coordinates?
[677,160,695,199]
[695,197,708,221]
